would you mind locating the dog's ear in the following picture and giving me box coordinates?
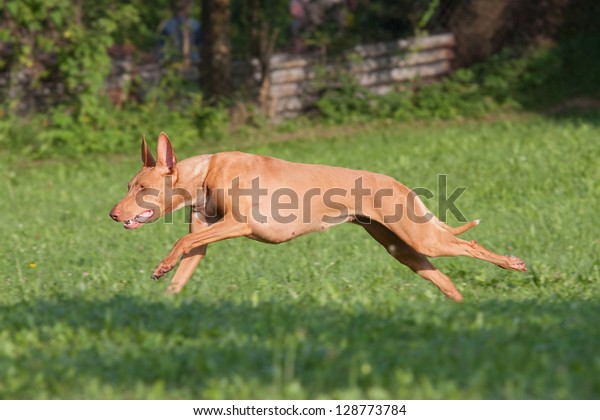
[156,132,177,174]
[141,134,156,167]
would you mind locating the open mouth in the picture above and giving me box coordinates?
[124,209,154,230]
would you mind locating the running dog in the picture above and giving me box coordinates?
[109,133,527,301]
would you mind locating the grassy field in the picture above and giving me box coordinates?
[1,112,599,399]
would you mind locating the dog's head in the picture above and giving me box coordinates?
[109,132,187,229]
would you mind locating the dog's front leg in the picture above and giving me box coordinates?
[152,215,252,280]
[163,209,209,294]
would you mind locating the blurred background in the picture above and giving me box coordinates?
[0,0,599,156]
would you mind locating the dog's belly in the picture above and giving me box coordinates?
[246,214,352,244]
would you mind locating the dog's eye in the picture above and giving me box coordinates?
[139,184,146,190]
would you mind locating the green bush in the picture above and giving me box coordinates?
[0,91,228,158]
[2,35,599,158]
[316,36,600,122]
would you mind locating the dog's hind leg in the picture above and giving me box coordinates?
[434,237,528,272]
[358,221,464,302]
[397,220,527,272]
[379,209,526,272]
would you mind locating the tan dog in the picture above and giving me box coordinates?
[109,132,527,301]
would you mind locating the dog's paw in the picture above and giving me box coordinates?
[165,283,183,295]
[152,260,176,280]
[506,255,527,272]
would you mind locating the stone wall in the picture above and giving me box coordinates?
[2,33,455,119]
[263,33,455,119]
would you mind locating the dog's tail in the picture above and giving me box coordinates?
[440,219,480,235]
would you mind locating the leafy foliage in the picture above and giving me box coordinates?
[0,1,142,116]
[1,1,599,157]
[231,0,290,57]
[316,36,600,123]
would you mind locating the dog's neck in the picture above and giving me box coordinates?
[173,154,213,207]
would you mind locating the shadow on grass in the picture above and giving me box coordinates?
[544,107,600,127]
[1,296,599,398]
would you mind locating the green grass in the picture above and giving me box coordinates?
[1,112,599,399]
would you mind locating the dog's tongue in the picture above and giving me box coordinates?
[123,210,154,229]
[124,220,142,229]
[134,210,153,223]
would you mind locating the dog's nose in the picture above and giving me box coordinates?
[109,209,120,221]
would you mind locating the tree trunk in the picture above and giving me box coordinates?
[251,0,279,117]
[449,0,513,66]
[200,0,232,101]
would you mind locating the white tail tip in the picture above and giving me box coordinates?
[474,219,481,225]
